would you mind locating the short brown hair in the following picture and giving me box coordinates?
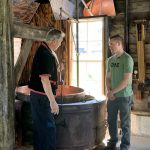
[110,34,124,46]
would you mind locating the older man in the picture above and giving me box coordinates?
[29,29,65,150]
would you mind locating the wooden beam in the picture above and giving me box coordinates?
[13,22,53,40]
[0,0,15,149]
[14,40,33,86]
[136,23,145,83]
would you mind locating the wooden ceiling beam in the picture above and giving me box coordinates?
[13,22,53,41]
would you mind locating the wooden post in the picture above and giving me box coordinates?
[0,0,15,149]
[14,40,33,86]
[136,23,145,83]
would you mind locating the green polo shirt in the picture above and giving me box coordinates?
[107,52,134,97]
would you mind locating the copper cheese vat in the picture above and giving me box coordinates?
[16,85,86,103]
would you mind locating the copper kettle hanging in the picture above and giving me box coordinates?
[83,0,116,17]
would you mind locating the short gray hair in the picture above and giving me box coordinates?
[46,29,65,41]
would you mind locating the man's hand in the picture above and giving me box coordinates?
[107,90,116,101]
[40,75,59,115]
[50,101,59,115]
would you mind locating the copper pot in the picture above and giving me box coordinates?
[16,85,86,103]
[83,0,116,17]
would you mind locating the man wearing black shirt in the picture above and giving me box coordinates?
[29,29,65,150]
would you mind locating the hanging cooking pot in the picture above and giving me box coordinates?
[83,0,116,17]
[101,0,116,16]
[83,0,102,16]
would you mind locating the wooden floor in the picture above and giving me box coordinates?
[15,135,150,150]
[100,129,150,150]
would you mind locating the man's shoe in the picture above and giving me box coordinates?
[104,142,119,150]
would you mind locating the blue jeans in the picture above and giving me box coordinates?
[30,92,56,150]
[107,96,133,150]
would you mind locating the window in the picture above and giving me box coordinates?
[71,18,104,99]
[14,38,22,65]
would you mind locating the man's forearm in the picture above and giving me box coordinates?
[41,75,59,114]
[41,76,56,103]
[111,77,130,94]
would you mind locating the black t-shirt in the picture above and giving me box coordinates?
[29,42,58,95]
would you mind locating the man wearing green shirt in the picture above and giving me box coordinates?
[105,35,134,150]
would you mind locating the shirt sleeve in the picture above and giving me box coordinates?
[38,50,54,76]
[124,56,134,73]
